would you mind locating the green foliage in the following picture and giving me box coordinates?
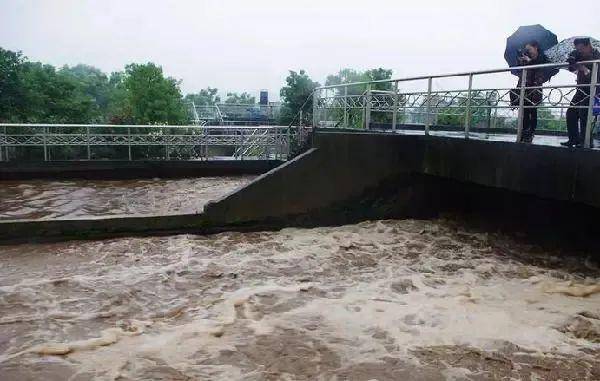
[325,68,394,128]
[0,48,190,125]
[19,62,97,123]
[279,70,320,125]
[537,108,563,131]
[325,68,393,93]
[184,87,220,106]
[59,64,111,122]
[0,48,25,122]
[224,92,255,104]
[120,63,187,125]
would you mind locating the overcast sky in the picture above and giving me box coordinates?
[1,0,599,100]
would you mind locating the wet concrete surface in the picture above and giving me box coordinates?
[397,129,600,148]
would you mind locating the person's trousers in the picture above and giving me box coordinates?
[522,108,537,140]
[566,90,590,143]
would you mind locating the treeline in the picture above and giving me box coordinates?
[0,47,393,126]
[0,48,265,125]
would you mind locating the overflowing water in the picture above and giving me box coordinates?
[0,176,253,220]
[0,218,598,380]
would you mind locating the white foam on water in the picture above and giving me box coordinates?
[0,219,599,380]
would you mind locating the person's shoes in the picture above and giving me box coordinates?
[560,140,576,147]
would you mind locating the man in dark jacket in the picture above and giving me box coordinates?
[517,41,558,143]
[561,38,600,147]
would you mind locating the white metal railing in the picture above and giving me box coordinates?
[189,103,282,126]
[0,124,297,162]
[312,60,600,148]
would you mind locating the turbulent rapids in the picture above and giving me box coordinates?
[1,218,599,380]
[0,176,254,220]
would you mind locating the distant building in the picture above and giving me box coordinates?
[259,90,269,105]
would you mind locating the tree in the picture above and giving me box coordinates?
[59,64,111,122]
[19,61,97,123]
[0,48,25,122]
[325,68,393,93]
[224,92,255,104]
[184,87,221,106]
[324,68,393,128]
[279,70,320,125]
[121,63,187,125]
[105,71,133,124]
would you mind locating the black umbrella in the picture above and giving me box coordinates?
[504,24,558,76]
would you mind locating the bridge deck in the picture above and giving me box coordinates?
[393,129,596,148]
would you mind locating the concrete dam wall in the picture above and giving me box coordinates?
[203,130,600,244]
[3,130,600,244]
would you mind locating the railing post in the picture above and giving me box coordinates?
[425,77,432,135]
[240,129,245,161]
[286,127,291,159]
[584,62,598,149]
[273,127,278,160]
[43,126,48,161]
[365,84,372,130]
[516,68,527,143]
[165,128,170,160]
[299,110,303,127]
[127,127,132,161]
[86,126,91,160]
[343,85,349,128]
[464,73,474,138]
[0,125,5,161]
[312,90,318,128]
[392,81,399,132]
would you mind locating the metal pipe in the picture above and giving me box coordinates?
[365,84,372,130]
[392,81,398,132]
[315,60,600,90]
[0,125,5,161]
[127,127,132,161]
[312,90,318,128]
[286,127,291,159]
[86,126,91,160]
[43,126,48,161]
[464,74,474,138]
[343,86,349,128]
[584,62,599,149]
[516,68,527,143]
[425,77,432,135]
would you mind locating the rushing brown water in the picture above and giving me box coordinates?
[0,218,599,380]
[0,177,253,220]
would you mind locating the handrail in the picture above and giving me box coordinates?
[286,89,317,129]
[0,125,294,162]
[315,60,600,90]
[311,59,600,148]
[0,123,287,129]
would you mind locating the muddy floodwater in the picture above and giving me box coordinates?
[0,219,599,380]
[0,176,253,220]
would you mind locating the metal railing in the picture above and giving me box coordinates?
[0,124,295,162]
[189,103,282,126]
[311,60,600,148]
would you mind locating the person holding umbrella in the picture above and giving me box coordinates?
[559,38,600,147]
[516,41,557,143]
[504,25,559,143]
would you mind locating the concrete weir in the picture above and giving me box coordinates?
[2,130,600,243]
